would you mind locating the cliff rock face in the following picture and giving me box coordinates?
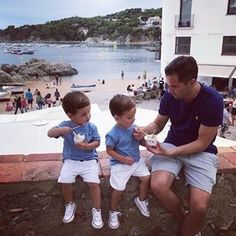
[0,59,78,83]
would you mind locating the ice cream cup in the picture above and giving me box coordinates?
[74,133,85,144]
[144,134,159,146]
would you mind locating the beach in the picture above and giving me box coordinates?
[0,77,159,113]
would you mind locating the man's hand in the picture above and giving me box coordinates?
[147,143,175,157]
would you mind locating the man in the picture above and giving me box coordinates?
[134,56,223,236]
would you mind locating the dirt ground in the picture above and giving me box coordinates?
[0,174,236,236]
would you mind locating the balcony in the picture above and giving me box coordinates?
[175,14,194,29]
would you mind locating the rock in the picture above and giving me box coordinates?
[42,62,78,76]
[10,71,25,83]
[1,64,17,73]
[0,58,78,83]
[0,70,13,83]
[17,64,46,77]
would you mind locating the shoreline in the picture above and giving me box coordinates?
[0,78,156,112]
[0,40,157,46]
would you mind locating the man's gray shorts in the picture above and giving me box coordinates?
[150,143,218,194]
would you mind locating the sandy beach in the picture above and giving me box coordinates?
[0,77,159,112]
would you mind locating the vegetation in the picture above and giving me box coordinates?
[0,8,162,43]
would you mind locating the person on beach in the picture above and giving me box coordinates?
[14,96,23,114]
[134,56,223,236]
[25,88,33,109]
[47,91,103,229]
[231,98,236,126]
[54,88,60,101]
[36,91,44,110]
[219,106,231,138]
[106,94,150,229]
[55,74,59,86]
[21,95,28,112]
[121,70,124,80]
[5,102,13,112]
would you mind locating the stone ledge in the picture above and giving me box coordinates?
[0,149,236,183]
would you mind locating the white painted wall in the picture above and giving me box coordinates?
[161,0,236,77]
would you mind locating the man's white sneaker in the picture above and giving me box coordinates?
[108,210,121,229]
[63,202,77,223]
[195,232,202,236]
[92,208,104,229]
[134,196,150,217]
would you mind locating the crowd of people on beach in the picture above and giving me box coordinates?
[126,76,166,100]
[5,87,62,114]
[4,75,64,114]
[46,56,227,236]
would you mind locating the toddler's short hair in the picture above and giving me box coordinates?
[62,91,90,115]
[109,94,135,117]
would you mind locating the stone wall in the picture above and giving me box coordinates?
[0,149,236,236]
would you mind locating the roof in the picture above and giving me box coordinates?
[198,64,236,78]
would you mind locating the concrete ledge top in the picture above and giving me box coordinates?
[0,148,236,183]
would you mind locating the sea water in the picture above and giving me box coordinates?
[0,43,160,81]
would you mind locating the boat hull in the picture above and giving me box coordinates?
[71,84,96,92]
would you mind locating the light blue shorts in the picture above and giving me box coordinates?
[150,143,218,194]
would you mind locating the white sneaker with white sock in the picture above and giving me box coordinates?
[108,210,121,229]
[63,202,77,223]
[92,208,104,229]
[134,196,150,217]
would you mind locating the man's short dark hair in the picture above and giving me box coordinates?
[109,94,135,117]
[62,91,90,115]
[165,56,198,83]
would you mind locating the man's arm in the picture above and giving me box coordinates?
[147,114,169,134]
[148,124,218,157]
[172,124,218,156]
[134,114,169,140]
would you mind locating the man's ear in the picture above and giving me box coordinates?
[114,115,119,121]
[190,78,197,85]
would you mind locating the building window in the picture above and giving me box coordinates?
[175,37,191,54]
[222,36,236,55]
[227,0,236,14]
[179,0,192,27]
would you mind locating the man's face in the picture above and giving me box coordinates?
[166,74,193,100]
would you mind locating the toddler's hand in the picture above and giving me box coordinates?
[60,126,72,136]
[75,141,88,150]
[133,127,145,140]
[122,156,135,166]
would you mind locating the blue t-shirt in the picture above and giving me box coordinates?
[159,83,223,154]
[105,124,140,165]
[56,120,100,161]
[25,91,33,100]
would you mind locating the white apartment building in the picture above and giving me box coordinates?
[161,0,236,90]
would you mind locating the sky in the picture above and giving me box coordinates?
[0,0,162,30]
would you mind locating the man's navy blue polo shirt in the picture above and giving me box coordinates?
[159,83,223,154]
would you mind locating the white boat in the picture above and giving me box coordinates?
[71,84,96,92]
[0,92,10,102]
[2,86,24,95]
[4,47,34,55]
